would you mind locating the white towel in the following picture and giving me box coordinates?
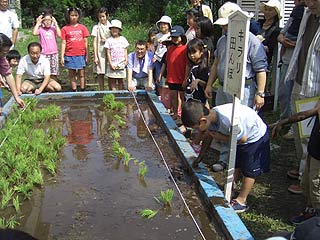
[132,52,149,75]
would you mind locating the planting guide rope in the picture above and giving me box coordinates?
[0,100,32,149]
[130,92,207,240]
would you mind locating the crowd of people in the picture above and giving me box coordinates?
[0,0,320,229]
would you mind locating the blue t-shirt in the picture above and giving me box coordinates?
[209,103,267,144]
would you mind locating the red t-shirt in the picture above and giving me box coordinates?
[166,45,187,84]
[61,24,90,56]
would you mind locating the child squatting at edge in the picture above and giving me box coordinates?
[181,100,270,213]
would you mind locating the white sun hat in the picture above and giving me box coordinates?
[260,0,282,19]
[213,2,242,26]
[156,15,172,29]
[109,19,122,30]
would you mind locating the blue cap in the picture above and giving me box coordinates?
[170,25,185,37]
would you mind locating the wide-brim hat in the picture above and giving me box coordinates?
[109,19,122,30]
[156,15,172,29]
[213,2,242,26]
[260,0,282,19]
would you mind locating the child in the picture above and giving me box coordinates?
[104,19,129,90]
[33,8,61,82]
[181,100,270,213]
[185,8,200,43]
[6,49,20,68]
[147,28,158,53]
[0,33,25,110]
[153,15,172,96]
[159,25,188,120]
[195,16,215,66]
[61,7,90,91]
[91,7,111,90]
[272,100,320,224]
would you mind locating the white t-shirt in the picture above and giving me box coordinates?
[154,32,170,62]
[210,103,267,144]
[104,36,129,66]
[0,9,19,39]
[17,55,51,79]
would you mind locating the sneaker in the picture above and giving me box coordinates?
[212,162,227,172]
[291,207,318,225]
[288,184,302,194]
[283,128,294,140]
[230,199,249,213]
[287,169,300,180]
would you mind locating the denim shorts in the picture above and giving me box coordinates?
[64,55,86,70]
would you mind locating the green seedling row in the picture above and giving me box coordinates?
[0,98,65,228]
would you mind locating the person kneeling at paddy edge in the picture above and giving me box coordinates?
[16,42,61,96]
[181,100,270,213]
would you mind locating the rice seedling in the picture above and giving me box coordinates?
[140,209,158,219]
[114,114,126,128]
[159,189,174,207]
[111,130,120,139]
[102,94,125,111]
[109,124,116,131]
[1,188,14,209]
[13,195,20,212]
[138,161,148,178]
[123,150,134,166]
[6,215,19,228]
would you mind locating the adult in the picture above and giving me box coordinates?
[190,0,213,22]
[204,2,268,172]
[0,0,19,47]
[16,42,61,95]
[283,0,320,197]
[257,0,282,66]
[127,40,154,92]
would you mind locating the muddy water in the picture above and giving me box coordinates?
[15,98,223,240]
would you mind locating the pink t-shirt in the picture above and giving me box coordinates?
[0,57,11,76]
[104,36,129,65]
[38,26,58,55]
[61,24,90,56]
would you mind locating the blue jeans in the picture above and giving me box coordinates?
[278,63,294,119]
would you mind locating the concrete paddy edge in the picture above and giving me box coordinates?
[1,90,254,240]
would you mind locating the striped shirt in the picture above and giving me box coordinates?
[285,8,320,97]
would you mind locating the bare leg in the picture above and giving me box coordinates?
[118,78,124,90]
[108,78,117,91]
[235,176,255,205]
[69,69,77,91]
[78,69,85,90]
[170,89,178,119]
[97,74,105,90]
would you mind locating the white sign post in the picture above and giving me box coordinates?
[223,10,250,203]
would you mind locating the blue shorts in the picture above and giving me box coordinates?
[235,131,270,178]
[64,55,86,70]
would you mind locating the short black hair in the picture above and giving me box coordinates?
[0,228,38,240]
[6,49,21,61]
[0,33,12,51]
[65,7,81,24]
[97,7,109,17]
[27,42,42,52]
[135,40,147,47]
[196,16,214,38]
[181,100,209,127]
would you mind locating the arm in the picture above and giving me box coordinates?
[11,28,18,46]
[192,132,213,167]
[52,17,61,38]
[32,15,42,36]
[272,101,320,138]
[15,74,22,95]
[6,74,25,108]
[60,40,66,67]
[35,75,50,95]
[84,37,89,64]
[157,63,166,83]
[127,68,135,92]
[205,58,218,99]
[254,71,266,111]
[147,68,153,91]
[93,36,99,65]
[106,48,115,70]
[124,48,128,66]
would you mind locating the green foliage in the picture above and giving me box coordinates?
[140,209,158,219]
[111,130,120,139]
[164,0,190,29]
[102,94,125,111]
[13,196,20,213]
[0,216,19,229]
[114,114,126,128]
[138,161,148,178]
[159,189,174,207]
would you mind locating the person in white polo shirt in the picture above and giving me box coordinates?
[0,0,19,47]
[16,42,61,95]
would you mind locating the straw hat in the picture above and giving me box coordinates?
[109,19,122,30]
[260,0,282,19]
[213,2,242,26]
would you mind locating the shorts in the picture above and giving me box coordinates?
[45,53,59,75]
[131,77,155,90]
[235,131,270,178]
[168,83,184,91]
[24,79,55,89]
[64,55,86,70]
